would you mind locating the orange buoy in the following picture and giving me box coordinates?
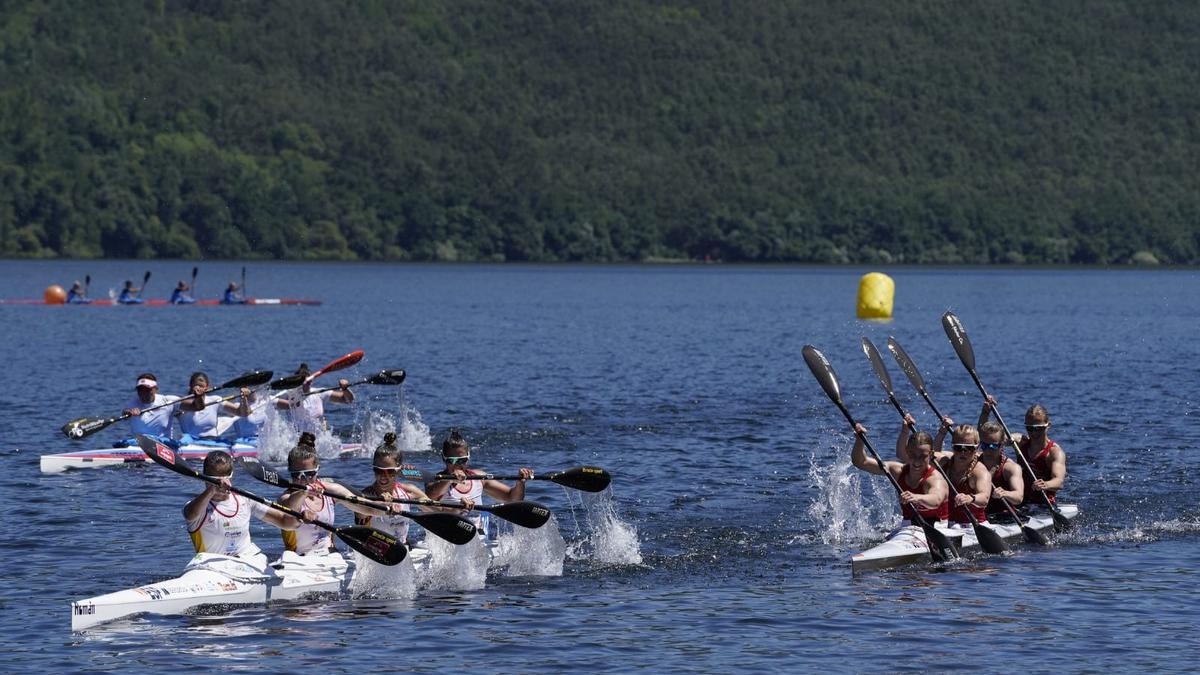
[44,284,67,304]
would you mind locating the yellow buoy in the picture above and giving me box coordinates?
[856,273,894,320]
[44,284,67,305]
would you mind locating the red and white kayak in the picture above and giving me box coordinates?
[849,504,1080,574]
[40,442,362,474]
[0,297,321,306]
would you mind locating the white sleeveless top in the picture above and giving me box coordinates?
[285,390,335,433]
[232,402,267,438]
[282,482,336,555]
[178,394,223,437]
[187,493,268,557]
[126,394,179,437]
[361,483,420,542]
[446,476,488,536]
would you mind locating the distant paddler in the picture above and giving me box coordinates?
[66,280,92,304]
[852,422,949,525]
[185,450,301,562]
[118,279,145,304]
[170,280,196,304]
[425,429,533,539]
[222,281,246,305]
[276,363,354,434]
[280,433,391,555]
[119,373,180,446]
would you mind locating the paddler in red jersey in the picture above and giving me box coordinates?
[897,417,990,527]
[851,422,948,525]
[973,415,1025,518]
[981,398,1067,507]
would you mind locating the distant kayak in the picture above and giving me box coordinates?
[0,297,321,306]
[40,442,361,473]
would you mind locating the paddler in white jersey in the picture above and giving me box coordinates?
[356,432,435,544]
[183,450,299,562]
[424,429,533,539]
[276,363,354,434]
[120,373,179,445]
[175,371,233,444]
[280,433,387,555]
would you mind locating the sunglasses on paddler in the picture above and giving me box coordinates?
[951,443,976,452]
[443,455,469,465]
[979,441,1003,451]
[291,468,319,479]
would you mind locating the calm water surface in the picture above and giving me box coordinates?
[1,261,1197,672]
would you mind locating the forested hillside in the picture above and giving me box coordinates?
[1,1,1197,263]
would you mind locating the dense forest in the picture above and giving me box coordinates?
[1,1,1198,264]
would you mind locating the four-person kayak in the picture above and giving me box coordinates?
[850,504,1080,574]
[40,442,362,474]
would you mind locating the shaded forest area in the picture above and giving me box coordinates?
[1,1,1198,264]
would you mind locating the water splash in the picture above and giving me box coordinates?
[566,491,643,565]
[353,397,433,458]
[490,516,566,576]
[416,537,489,591]
[348,552,417,600]
[806,449,894,545]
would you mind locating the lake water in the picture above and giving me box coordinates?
[1,261,1197,672]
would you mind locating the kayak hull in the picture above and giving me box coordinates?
[1,298,320,306]
[72,547,437,631]
[40,442,362,474]
[850,504,1080,574]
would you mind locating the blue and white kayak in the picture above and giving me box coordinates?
[40,441,362,474]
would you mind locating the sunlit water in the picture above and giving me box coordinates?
[1,261,1197,671]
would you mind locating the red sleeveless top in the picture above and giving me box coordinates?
[899,465,949,522]
[986,455,1013,515]
[945,459,987,524]
[1019,438,1058,505]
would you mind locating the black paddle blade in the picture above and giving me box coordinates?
[942,312,976,372]
[1023,524,1050,546]
[334,526,408,565]
[136,435,200,479]
[269,373,307,390]
[974,522,1008,554]
[488,501,552,529]
[366,369,406,385]
[62,416,113,439]
[861,337,894,393]
[922,523,958,562]
[802,345,842,405]
[404,512,477,545]
[1050,507,1072,531]
[220,370,273,390]
[550,466,611,492]
[885,337,927,392]
[240,459,293,489]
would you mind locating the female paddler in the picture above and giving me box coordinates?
[184,450,299,561]
[279,432,388,556]
[355,432,435,544]
[851,422,949,525]
[424,429,533,539]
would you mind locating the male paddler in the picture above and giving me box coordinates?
[851,422,948,524]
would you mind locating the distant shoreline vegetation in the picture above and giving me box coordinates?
[2,2,1197,264]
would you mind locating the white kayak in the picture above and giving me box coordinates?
[71,547,433,632]
[40,442,363,474]
[850,504,1080,574]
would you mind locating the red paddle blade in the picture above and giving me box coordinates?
[311,350,365,379]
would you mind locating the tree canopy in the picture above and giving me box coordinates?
[1,1,1197,264]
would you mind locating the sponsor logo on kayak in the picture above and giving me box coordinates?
[134,586,163,600]
[73,603,96,616]
[155,443,175,464]
[218,581,237,592]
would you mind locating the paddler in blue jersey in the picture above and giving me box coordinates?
[185,450,300,561]
[222,281,246,305]
[117,279,144,304]
[118,373,179,446]
[425,429,533,539]
[170,280,196,304]
[66,280,92,304]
